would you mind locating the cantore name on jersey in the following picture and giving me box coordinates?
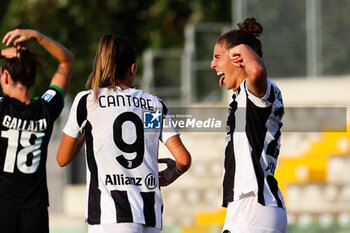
[63,86,178,229]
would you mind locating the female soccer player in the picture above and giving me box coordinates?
[0,29,74,233]
[56,34,191,233]
[210,18,287,233]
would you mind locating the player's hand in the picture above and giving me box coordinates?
[2,29,41,46]
[229,45,244,68]
[158,158,180,187]
[0,47,18,59]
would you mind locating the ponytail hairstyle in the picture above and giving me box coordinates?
[86,34,136,99]
[1,44,41,89]
[217,17,263,57]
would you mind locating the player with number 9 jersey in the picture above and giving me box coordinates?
[63,87,177,229]
[57,34,191,233]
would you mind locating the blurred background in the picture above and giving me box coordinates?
[1,0,350,232]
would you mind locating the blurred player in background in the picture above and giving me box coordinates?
[56,34,191,233]
[0,29,74,233]
[210,18,287,233]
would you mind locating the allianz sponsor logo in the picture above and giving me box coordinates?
[145,173,157,189]
[105,173,157,189]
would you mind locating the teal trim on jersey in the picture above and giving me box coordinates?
[49,85,65,108]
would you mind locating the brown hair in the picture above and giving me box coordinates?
[1,46,41,88]
[86,34,136,99]
[217,17,263,57]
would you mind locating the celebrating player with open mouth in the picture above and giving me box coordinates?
[56,34,191,233]
[210,18,287,233]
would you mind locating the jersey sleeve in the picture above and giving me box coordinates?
[40,85,64,121]
[63,91,89,139]
[246,79,273,108]
[159,100,180,144]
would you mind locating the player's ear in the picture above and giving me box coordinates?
[2,69,11,85]
[1,69,11,94]
[131,63,137,76]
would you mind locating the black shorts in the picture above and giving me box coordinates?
[0,206,49,233]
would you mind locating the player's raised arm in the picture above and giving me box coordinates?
[2,29,74,95]
[229,44,267,97]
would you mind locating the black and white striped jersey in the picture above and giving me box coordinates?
[63,87,179,229]
[0,86,64,208]
[223,79,285,209]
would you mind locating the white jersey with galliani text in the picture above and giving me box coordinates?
[222,79,285,209]
[63,87,179,229]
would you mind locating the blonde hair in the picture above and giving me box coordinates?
[86,34,136,99]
